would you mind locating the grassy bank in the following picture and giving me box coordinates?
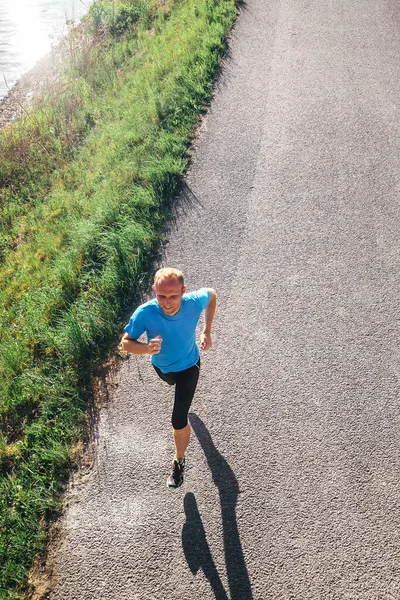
[0,0,238,596]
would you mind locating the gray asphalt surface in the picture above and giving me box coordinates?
[50,1,400,598]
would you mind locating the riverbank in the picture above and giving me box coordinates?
[0,39,70,129]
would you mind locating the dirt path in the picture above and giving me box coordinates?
[46,0,400,598]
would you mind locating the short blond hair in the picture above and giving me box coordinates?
[153,267,184,288]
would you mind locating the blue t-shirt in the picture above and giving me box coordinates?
[124,288,211,373]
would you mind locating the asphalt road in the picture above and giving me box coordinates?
[50,1,400,598]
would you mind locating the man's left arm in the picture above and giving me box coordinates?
[200,288,217,351]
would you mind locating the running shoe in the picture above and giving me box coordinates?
[167,458,185,489]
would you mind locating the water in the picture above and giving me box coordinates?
[0,0,93,102]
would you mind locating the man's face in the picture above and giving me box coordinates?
[153,276,186,316]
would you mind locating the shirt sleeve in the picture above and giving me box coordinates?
[189,288,211,310]
[124,306,146,340]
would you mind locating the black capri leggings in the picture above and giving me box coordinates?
[153,359,200,430]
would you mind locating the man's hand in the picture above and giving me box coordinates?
[148,335,162,355]
[200,332,212,351]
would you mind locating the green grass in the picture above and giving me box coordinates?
[0,0,238,596]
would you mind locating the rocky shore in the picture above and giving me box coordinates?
[0,40,70,129]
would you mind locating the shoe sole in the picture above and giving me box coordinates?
[167,478,183,489]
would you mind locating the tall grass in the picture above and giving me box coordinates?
[0,0,238,596]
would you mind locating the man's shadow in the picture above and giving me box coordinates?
[182,413,253,600]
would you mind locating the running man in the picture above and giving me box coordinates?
[121,267,217,489]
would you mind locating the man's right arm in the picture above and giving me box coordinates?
[121,333,162,355]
